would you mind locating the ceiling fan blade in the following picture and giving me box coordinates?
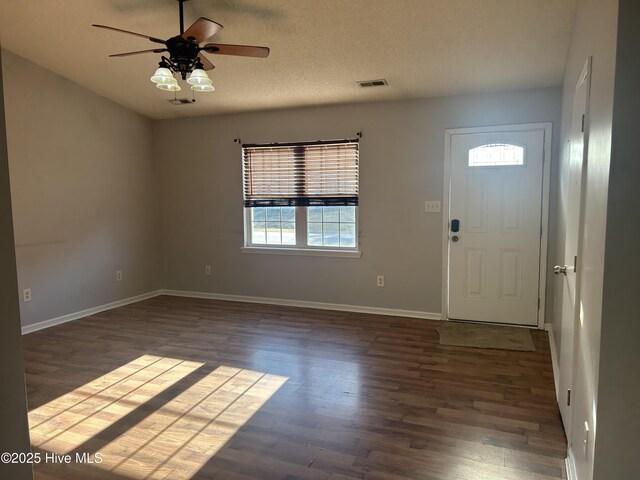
[92,24,166,45]
[197,54,215,71]
[182,17,223,43]
[202,43,270,58]
[109,48,168,57]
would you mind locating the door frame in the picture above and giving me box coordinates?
[441,122,552,329]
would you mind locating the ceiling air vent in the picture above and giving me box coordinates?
[167,98,195,105]
[357,79,388,88]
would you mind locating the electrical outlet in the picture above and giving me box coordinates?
[23,288,32,302]
[377,275,385,287]
[204,265,212,276]
[116,270,123,282]
[425,200,441,213]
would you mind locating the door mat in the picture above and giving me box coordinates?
[437,323,535,351]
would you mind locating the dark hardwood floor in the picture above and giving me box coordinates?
[23,295,567,480]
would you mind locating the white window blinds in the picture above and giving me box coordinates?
[242,140,359,207]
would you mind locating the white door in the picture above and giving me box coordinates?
[447,127,547,326]
[557,60,591,428]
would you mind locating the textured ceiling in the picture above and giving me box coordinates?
[0,0,577,119]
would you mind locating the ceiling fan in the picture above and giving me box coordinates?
[93,0,270,93]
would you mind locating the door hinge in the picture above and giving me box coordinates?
[581,114,585,133]
[574,255,578,274]
[567,389,571,406]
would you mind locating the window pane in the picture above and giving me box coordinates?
[340,206,356,223]
[251,222,266,244]
[304,206,358,248]
[308,222,323,246]
[252,207,266,222]
[340,224,356,247]
[281,222,296,245]
[468,144,524,167]
[266,208,281,221]
[266,222,281,244]
[249,207,297,246]
[323,223,340,247]
[323,206,339,222]
[308,206,323,223]
[281,206,295,222]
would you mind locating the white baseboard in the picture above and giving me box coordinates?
[545,323,560,397]
[21,290,163,335]
[21,289,441,335]
[161,289,442,320]
[547,322,574,480]
[566,445,577,480]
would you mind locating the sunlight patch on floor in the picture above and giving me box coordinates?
[29,355,203,453]
[29,355,287,479]
[97,365,287,479]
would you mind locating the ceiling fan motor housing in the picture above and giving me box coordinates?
[165,36,201,79]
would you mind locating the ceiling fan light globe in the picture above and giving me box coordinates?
[187,69,212,86]
[188,77,213,86]
[191,84,215,92]
[150,67,173,84]
[156,82,182,92]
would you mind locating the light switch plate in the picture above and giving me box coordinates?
[425,200,441,213]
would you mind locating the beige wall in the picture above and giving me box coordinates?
[552,0,618,478]
[0,49,33,480]
[2,51,161,327]
[155,88,561,314]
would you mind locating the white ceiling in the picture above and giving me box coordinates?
[0,0,577,120]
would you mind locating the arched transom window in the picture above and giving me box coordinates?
[468,143,525,167]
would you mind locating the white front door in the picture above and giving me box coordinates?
[447,127,547,326]
[557,59,591,428]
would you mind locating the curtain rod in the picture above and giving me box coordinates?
[234,131,363,148]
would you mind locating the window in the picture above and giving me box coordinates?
[242,140,359,252]
[308,206,357,247]
[250,206,296,245]
[468,143,525,167]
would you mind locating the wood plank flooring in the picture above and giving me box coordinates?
[23,295,567,480]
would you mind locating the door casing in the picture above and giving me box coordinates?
[442,123,552,329]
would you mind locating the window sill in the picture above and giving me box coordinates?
[241,246,362,258]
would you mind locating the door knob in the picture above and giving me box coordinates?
[554,265,568,275]
[451,235,459,242]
